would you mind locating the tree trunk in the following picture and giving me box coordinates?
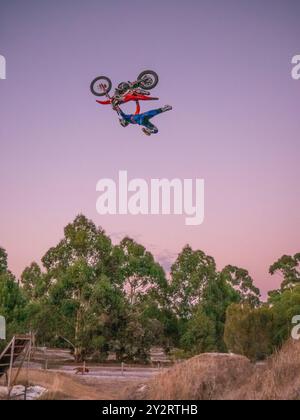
[74,300,83,362]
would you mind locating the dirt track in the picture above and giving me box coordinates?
[0,347,167,400]
[0,347,169,400]
[4,365,161,400]
[13,369,132,399]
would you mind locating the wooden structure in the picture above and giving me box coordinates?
[0,334,32,398]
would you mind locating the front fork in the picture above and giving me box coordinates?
[99,83,121,115]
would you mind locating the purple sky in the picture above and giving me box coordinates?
[0,0,300,297]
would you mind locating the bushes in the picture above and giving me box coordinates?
[224,286,300,361]
[269,286,300,347]
[224,304,274,360]
[1,216,300,364]
[180,309,217,355]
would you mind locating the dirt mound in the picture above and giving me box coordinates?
[126,353,253,400]
[127,340,300,400]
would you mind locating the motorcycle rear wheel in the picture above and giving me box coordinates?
[137,70,159,90]
[90,76,112,97]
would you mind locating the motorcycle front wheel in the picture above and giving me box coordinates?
[90,76,112,96]
[137,70,159,90]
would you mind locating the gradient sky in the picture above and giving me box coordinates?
[0,0,299,297]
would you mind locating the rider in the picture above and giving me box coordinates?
[115,101,172,136]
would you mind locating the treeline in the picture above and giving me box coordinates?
[0,215,299,362]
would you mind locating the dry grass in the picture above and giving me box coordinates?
[2,339,300,400]
[126,353,253,400]
[38,391,70,400]
[226,339,300,400]
[126,340,300,400]
[6,369,114,400]
[10,368,145,400]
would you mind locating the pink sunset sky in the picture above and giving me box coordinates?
[0,0,299,297]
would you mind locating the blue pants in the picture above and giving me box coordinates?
[121,108,163,133]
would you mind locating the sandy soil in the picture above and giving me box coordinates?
[0,347,165,400]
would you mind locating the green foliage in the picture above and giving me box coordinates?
[2,217,299,365]
[224,281,300,361]
[180,308,217,355]
[269,285,300,347]
[201,276,241,352]
[35,215,128,361]
[15,216,169,363]
[170,245,253,356]
[221,265,261,306]
[181,277,240,354]
[170,245,217,319]
[0,247,8,275]
[111,307,157,363]
[0,253,27,347]
[117,237,167,304]
[269,253,300,291]
[21,263,49,300]
[224,304,274,361]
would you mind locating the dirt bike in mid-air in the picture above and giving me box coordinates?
[91,70,172,136]
[90,70,159,107]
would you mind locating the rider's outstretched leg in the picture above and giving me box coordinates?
[142,105,172,120]
[140,105,172,135]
